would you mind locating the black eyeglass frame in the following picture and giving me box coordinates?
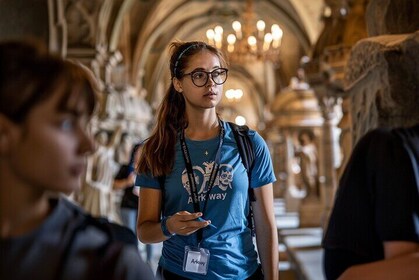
[182,68,229,87]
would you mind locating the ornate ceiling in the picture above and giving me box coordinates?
[121,0,324,127]
[0,0,325,128]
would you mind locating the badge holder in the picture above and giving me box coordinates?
[183,245,210,275]
[179,125,223,276]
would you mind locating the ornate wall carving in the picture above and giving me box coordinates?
[64,0,102,48]
[346,32,419,143]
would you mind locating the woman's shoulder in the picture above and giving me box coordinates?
[222,120,258,138]
[223,120,267,150]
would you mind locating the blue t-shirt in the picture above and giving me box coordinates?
[136,121,276,279]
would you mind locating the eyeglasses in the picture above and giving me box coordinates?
[182,68,228,87]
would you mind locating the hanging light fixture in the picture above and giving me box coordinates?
[206,0,283,65]
[225,88,244,102]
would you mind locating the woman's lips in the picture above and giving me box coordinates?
[204,91,217,97]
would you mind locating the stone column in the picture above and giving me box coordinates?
[304,57,343,227]
[317,95,339,226]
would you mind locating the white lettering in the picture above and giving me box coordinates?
[187,193,208,204]
[208,193,227,200]
[190,259,205,266]
[188,193,228,204]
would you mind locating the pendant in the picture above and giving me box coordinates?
[204,150,208,156]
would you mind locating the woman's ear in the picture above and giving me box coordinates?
[172,77,183,93]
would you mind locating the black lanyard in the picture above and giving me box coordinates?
[179,120,224,244]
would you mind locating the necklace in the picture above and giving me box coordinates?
[185,119,221,157]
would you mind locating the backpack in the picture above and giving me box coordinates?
[159,122,256,235]
[56,213,138,280]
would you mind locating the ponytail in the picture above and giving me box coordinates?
[137,83,187,177]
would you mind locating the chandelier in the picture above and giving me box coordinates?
[225,88,244,102]
[206,0,283,65]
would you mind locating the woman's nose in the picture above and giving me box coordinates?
[206,74,216,87]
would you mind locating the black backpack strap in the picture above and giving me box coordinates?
[228,121,257,236]
[228,121,255,191]
[94,216,138,246]
[87,216,136,280]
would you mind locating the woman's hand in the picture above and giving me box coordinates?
[166,211,211,236]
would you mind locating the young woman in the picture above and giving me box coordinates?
[136,41,278,279]
[0,40,154,280]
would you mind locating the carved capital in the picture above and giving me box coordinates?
[345,31,419,142]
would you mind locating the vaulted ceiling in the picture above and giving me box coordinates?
[110,0,325,127]
[0,0,325,128]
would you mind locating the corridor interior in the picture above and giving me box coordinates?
[1,0,418,279]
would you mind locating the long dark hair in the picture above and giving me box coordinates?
[0,40,98,123]
[137,41,227,177]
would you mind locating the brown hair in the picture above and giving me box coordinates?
[0,40,98,123]
[137,41,227,177]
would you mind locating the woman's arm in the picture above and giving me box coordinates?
[137,188,211,243]
[136,188,165,243]
[339,241,419,279]
[252,183,279,280]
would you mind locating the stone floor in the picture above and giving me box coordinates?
[138,242,162,274]
[276,199,325,280]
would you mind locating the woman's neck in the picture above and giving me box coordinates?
[0,179,50,238]
[185,113,220,140]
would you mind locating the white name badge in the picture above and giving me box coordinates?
[183,246,210,275]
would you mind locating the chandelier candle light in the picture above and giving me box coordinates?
[225,89,244,102]
[206,0,283,64]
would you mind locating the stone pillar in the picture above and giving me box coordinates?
[304,56,343,227]
[317,95,339,226]
[303,0,368,228]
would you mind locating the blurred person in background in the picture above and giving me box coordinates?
[0,40,154,280]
